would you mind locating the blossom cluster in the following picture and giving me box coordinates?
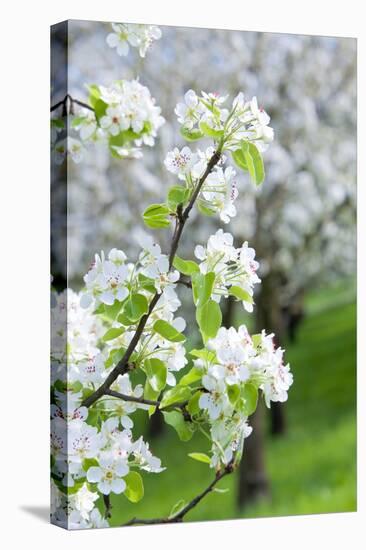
[51,79,164,164]
[51,288,165,529]
[195,326,293,468]
[175,90,274,152]
[106,23,162,58]
[194,229,261,312]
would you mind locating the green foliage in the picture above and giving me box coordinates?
[102,327,124,342]
[123,293,149,322]
[188,452,211,464]
[241,141,265,185]
[173,256,200,276]
[162,410,195,442]
[227,384,241,406]
[169,499,186,518]
[160,386,192,409]
[197,200,216,217]
[179,367,202,386]
[144,358,167,392]
[232,148,248,171]
[196,299,222,342]
[167,186,190,210]
[87,84,101,107]
[199,121,224,139]
[143,204,171,229]
[229,285,253,304]
[240,383,258,415]
[153,319,186,343]
[192,272,215,307]
[124,472,144,503]
[180,126,204,141]
[186,391,202,416]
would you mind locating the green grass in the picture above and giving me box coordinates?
[108,281,357,525]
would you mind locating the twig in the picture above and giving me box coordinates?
[82,147,222,409]
[105,389,192,415]
[103,495,112,519]
[123,461,234,526]
[50,94,94,113]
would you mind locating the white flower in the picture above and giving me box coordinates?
[201,166,238,223]
[132,437,164,472]
[87,453,129,495]
[106,23,161,58]
[68,421,101,464]
[199,373,232,420]
[175,90,201,129]
[164,146,198,179]
[100,106,129,136]
[140,249,179,292]
[81,249,129,307]
[71,484,99,520]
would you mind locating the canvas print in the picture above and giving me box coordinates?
[50,20,357,530]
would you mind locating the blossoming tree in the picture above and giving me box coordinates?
[51,83,293,528]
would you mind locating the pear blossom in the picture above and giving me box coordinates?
[71,483,99,520]
[81,249,129,307]
[175,89,202,129]
[68,421,101,464]
[199,374,232,420]
[200,166,238,223]
[132,437,165,473]
[87,453,129,495]
[164,146,198,179]
[106,23,162,58]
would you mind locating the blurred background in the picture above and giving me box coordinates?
[51,21,357,521]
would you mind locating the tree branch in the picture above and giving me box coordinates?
[123,461,234,526]
[50,94,94,113]
[82,147,222,409]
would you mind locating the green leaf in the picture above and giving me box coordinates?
[197,200,216,217]
[169,499,186,518]
[180,126,204,141]
[232,148,248,171]
[100,300,124,321]
[160,386,192,409]
[102,327,124,342]
[82,458,99,471]
[199,121,224,139]
[196,299,222,342]
[162,411,194,442]
[144,379,160,416]
[144,358,167,392]
[167,186,190,210]
[173,256,200,276]
[213,487,229,494]
[123,293,149,322]
[137,273,156,294]
[192,272,215,307]
[124,471,144,503]
[251,333,262,348]
[229,286,253,304]
[187,391,203,416]
[93,99,108,123]
[227,384,240,406]
[71,116,87,128]
[153,320,186,343]
[241,383,258,416]
[105,347,126,369]
[189,348,216,362]
[143,203,171,229]
[241,141,265,185]
[188,452,211,464]
[87,84,101,108]
[179,367,202,386]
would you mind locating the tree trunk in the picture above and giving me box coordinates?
[237,402,270,508]
[255,274,288,437]
[221,298,270,508]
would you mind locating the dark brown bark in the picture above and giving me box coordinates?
[237,402,269,507]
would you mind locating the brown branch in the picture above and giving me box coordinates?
[103,495,112,519]
[82,147,222,409]
[123,461,234,526]
[50,94,94,113]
